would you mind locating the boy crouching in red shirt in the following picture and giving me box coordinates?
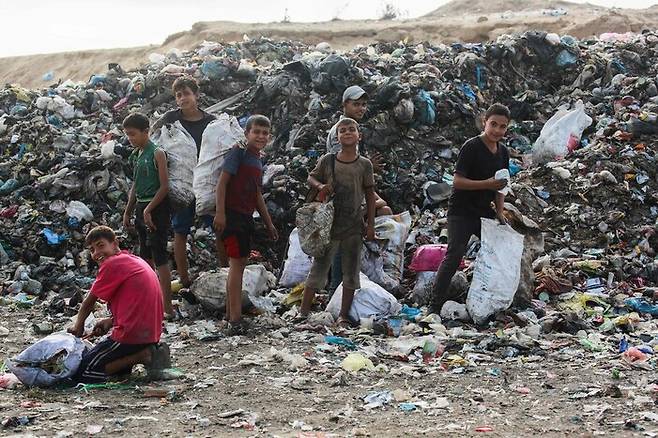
[69,226,170,382]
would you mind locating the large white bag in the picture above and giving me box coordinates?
[327,273,402,323]
[194,114,245,216]
[6,333,86,387]
[152,121,197,210]
[377,212,411,287]
[279,228,313,287]
[191,264,276,312]
[296,201,334,257]
[466,218,525,325]
[360,213,411,291]
[531,100,592,164]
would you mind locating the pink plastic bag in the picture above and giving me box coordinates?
[409,244,448,272]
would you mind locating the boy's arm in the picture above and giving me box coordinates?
[256,189,278,241]
[213,171,231,233]
[365,186,376,240]
[123,183,137,228]
[144,149,169,229]
[68,292,98,337]
[308,155,332,200]
[495,192,507,224]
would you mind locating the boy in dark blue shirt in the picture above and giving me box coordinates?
[214,115,278,334]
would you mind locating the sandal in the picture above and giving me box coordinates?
[335,317,352,329]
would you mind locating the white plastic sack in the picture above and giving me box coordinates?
[360,241,390,290]
[531,100,592,164]
[296,201,334,257]
[279,228,313,287]
[327,273,402,323]
[5,333,86,387]
[466,218,525,325]
[194,114,245,216]
[359,213,411,291]
[100,140,117,160]
[412,271,436,307]
[377,212,411,287]
[66,200,93,221]
[191,264,276,312]
[152,121,197,211]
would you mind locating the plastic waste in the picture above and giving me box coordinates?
[327,273,402,323]
[414,90,436,125]
[625,298,658,317]
[409,244,448,272]
[440,301,470,321]
[556,50,578,67]
[194,114,246,216]
[341,353,375,372]
[0,179,19,195]
[100,140,117,160]
[65,201,93,222]
[152,121,197,211]
[387,318,404,336]
[278,228,313,287]
[466,218,525,325]
[494,168,511,195]
[191,265,276,312]
[398,304,422,321]
[422,340,445,363]
[0,373,20,389]
[200,58,231,80]
[296,201,334,257]
[362,391,393,409]
[412,271,436,307]
[324,336,356,350]
[6,333,86,387]
[41,228,69,245]
[531,100,593,164]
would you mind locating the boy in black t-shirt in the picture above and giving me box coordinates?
[430,103,511,314]
[152,76,226,291]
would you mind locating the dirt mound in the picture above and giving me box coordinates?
[2,0,658,88]
[427,0,588,16]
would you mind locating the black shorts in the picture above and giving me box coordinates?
[74,338,153,383]
[136,199,171,267]
[222,210,254,259]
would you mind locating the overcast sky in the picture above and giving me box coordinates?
[1,0,656,57]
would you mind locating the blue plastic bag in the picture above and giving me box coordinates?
[41,229,69,245]
[414,90,436,125]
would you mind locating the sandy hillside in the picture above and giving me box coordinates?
[2,0,658,88]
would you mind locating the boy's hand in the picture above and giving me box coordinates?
[366,226,375,241]
[497,212,508,225]
[92,318,113,337]
[67,323,84,338]
[486,177,507,191]
[370,152,384,172]
[122,213,133,230]
[267,224,279,241]
[143,210,156,231]
[213,213,226,234]
[317,184,333,202]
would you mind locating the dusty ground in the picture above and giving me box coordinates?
[1,301,657,437]
[2,0,658,88]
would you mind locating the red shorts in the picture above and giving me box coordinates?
[221,210,254,259]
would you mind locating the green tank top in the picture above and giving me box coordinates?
[131,141,161,203]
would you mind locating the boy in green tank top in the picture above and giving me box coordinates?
[121,113,174,318]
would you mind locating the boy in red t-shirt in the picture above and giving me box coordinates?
[69,226,170,382]
[213,115,278,334]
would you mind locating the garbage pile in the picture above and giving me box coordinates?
[1,30,658,336]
